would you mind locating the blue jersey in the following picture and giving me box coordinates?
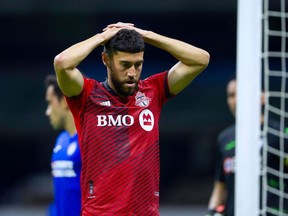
[50,131,81,216]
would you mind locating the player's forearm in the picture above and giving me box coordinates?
[54,33,105,72]
[208,182,227,209]
[143,31,210,68]
[208,196,224,210]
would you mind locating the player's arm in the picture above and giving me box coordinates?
[53,23,133,97]
[133,28,210,95]
[207,181,227,212]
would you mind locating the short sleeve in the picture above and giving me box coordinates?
[144,71,174,106]
[65,78,95,135]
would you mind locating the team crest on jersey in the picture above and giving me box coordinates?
[67,142,77,156]
[139,109,154,131]
[223,157,235,174]
[135,92,151,107]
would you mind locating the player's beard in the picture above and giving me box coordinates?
[111,75,139,97]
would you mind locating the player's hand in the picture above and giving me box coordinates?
[129,26,149,38]
[103,22,134,31]
[205,205,225,216]
[104,22,148,39]
[100,22,135,45]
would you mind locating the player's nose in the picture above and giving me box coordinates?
[45,106,51,116]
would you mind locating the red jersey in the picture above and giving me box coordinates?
[66,71,171,215]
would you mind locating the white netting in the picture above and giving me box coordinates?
[261,0,288,215]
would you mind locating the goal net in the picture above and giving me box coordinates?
[261,0,288,215]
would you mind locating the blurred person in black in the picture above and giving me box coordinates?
[205,77,237,216]
[206,77,288,216]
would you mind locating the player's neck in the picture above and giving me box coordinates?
[65,113,77,136]
[103,80,126,98]
[66,125,77,136]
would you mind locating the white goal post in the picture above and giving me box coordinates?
[235,0,262,215]
[236,0,288,215]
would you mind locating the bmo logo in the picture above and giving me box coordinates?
[97,115,134,126]
[139,109,154,131]
[96,109,154,131]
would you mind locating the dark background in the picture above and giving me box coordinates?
[0,0,237,207]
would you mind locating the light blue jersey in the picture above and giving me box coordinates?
[49,131,81,216]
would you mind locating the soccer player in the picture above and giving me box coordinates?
[53,22,210,215]
[45,74,81,216]
[206,77,236,216]
[206,77,288,216]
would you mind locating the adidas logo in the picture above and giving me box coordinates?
[100,101,111,106]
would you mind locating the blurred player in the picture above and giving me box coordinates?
[206,77,288,216]
[45,74,81,216]
[206,77,236,216]
[53,22,209,215]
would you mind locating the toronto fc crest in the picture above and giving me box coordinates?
[135,92,151,107]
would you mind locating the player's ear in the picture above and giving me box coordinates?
[60,97,69,110]
[101,52,109,67]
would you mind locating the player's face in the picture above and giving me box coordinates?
[227,80,237,117]
[106,51,144,97]
[45,86,66,130]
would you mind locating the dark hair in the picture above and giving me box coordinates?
[45,74,63,101]
[104,29,145,57]
[227,74,236,84]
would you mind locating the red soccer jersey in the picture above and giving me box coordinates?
[66,71,171,215]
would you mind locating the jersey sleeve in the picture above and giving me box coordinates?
[145,71,174,106]
[65,77,95,135]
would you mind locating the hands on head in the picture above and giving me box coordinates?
[102,22,134,31]
[101,22,147,44]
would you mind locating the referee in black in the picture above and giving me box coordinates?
[206,77,288,216]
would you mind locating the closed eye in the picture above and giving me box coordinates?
[121,61,132,69]
[134,61,143,69]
